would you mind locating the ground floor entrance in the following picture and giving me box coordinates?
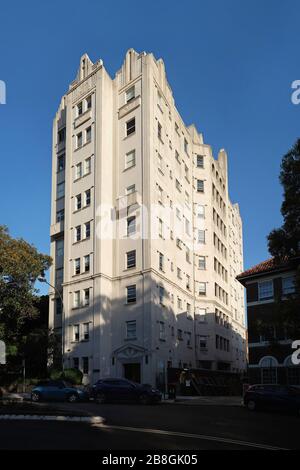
[123,363,141,383]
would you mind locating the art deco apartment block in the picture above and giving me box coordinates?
[49,49,246,386]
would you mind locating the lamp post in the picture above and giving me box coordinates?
[38,276,65,371]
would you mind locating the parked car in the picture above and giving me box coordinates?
[90,378,162,404]
[31,380,88,403]
[243,384,300,415]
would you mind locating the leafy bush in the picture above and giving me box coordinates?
[49,368,83,385]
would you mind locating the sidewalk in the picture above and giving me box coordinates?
[163,395,243,406]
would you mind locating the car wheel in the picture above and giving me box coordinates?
[139,393,150,405]
[96,392,106,404]
[67,393,79,403]
[31,392,41,403]
[247,400,256,411]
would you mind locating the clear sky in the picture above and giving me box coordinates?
[0,0,299,295]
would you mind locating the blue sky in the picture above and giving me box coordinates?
[0,0,299,294]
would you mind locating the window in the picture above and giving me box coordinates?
[125,149,136,169]
[199,256,206,270]
[198,230,205,244]
[82,357,89,375]
[75,162,82,179]
[75,226,81,242]
[58,128,65,143]
[77,102,83,116]
[186,247,190,263]
[282,276,296,295]
[159,286,164,305]
[157,154,163,173]
[158,122,162,140]
[83,323,89,340]
[126,184,136,195]
[85,189,91,206]
[84,222,91,239]
[73,324,80,342]
[73,357,79,369]
[197,204,205,218]
[57,154,65,172]
[86,126,91,143]
[86,95,92,109]
[197,179,204,192]
[184,138,188,154]
[177,267,182,279]
[177,329,183,340]
[159,321,165,340]
[198,308,206,322]
[83,288,90,306]
[158,218,163,238]
[74,258,80,275]
[126,320,136,339]
[199,282,206,295]
[75,194,82,211]
[56,209,64,222]
[187,332,192,347]
[196,155,204,168]
[55,297,62,315]
[187,303,191,315]
[126,86,135,103]
[258,280,274,300]
[159,252,164,271]
[175,179,181,192]
[77,132,83,148]
[84,255,90,272]
[126,250,136,269]
[177,297,182,310]
[126,285,136,304]
[85,157,91,174]
[57,182,65,199]
[127,216,136,236]
[126,118,135,136]
[199,336,207,350]
[186,275,191,290]
[74,291,80,308]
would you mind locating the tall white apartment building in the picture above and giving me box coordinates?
[49,49,246,386]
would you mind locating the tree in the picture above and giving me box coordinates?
[267,138,300,259]
[0,226,52,355]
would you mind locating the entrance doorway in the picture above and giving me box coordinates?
[124,363,141,383]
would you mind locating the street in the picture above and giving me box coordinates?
[0,402,298,450]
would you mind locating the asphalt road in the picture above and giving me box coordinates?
[0,402,298,450]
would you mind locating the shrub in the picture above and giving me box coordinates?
[49,368,83,385]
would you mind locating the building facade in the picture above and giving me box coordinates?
[49,49,246,386]
[237,257,300,385]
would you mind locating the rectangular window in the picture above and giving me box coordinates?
[84,255,90,272]
[177,267,182,279]
[187,332,192,347]
[85,189,91,206]
[197,179,204,192]
[83,323,89,340]
[74,258,80,275]
[126,320,136,339]
[77,132,83,148]
[76,162,82,179]
[57,182,65,199]
[126,285,136,304]
[125,149,136,169]
[82,357,89,375]
[184,138,188,154]
[158,122,162,140]
[187,303,191,315]
[86,126,92,143]
[196,155,204,168]
[126,184,136,195]
[157,154,163,173]
[73,357,79,369]
[85,157,91,174]
[58,128,65,143]
[74,324,80,342]
[127,216,136,236]
[258,280,274,300]
[75,194,82,211]
[199,256,206,270]
[77,102,83,116]
[126,86,135,103]
[177,297,182,310]
[75,226,81,242]
[199,336,207,349]
[197,205,205,218]
[83,288,90,306]
[126,118,135,136]
[74,291,80,309]
[186,275,191,290]
[56,209,65,222]
[199,282,206,295]
[84,222,91,239]
[159,286,164,305]
[126,250,136,269]
[159,321,165,340]
[57,154,65,172]
[198,308,206,322]
[198,230,205,244]
[177,329,183,341]
[282,276,296,295]
[55,297,62,315]
[158,219,163,238]
[56,239,64,258]
[159,252,164,271]
[86,95,92,109]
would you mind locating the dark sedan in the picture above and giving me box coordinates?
[90,378,162,404]
[243,384,300,415]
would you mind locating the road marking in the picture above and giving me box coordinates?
[94,424,288,450]
[0,415,105,424]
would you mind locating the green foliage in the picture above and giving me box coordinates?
[49,368,83,385]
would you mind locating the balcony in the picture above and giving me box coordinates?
[50,220,64,238]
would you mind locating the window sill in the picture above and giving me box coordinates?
[124,131,136,140]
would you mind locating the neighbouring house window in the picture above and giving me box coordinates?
[158,218,163,238]
[85,189,91,206]
[175,179,181,192]
[86,126,92,143]
[199,336,207,349]
[126,250,136,269]
[198,230,205,244]
[199,282,206,295]
[85,157,91,174]
[177,267,182,279]
[199,256,206,270]
[184,138,188,154]
[56,209,65,222]
[84,255,90,272]
[83,288,90,306]
[126,184,136,195]
[159,252,164,271]
[57,154,65,172]
[187,332,192,347]
[177,329,183,341]
[126,86,135,103]
[187,303,191,315]
[177,297,182,310]
[82,357,89,375]
[196,155,204,168]
[86,95,92,109]
[75,194,82,211]
[197,179,204,192]
[282,276,296,295]
[186,275,191,290]
[158,122,162,140]
[126,118,135,136]
[126,320,136,339]
[127,216,136,236]
[159,321,165,340]
[56,239,64,258]
[57,182,65,199]
[83,323,89,340]
[126,285,136,304]
[74,324,80,341]
[77,102,83,116]
[58,128,65,143]
[74,258,80,275]
[198,308,206,322]
[77,132,83,148]
[258,280,274,300]
[84,222,91,239]
[76,162,82,179]
[74,291,80,308]
[75,226,81,242]
[197,204,205,218]
[159,286,164,305]
[125,149,136,169]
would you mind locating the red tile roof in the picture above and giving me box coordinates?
[237,257,290,280]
